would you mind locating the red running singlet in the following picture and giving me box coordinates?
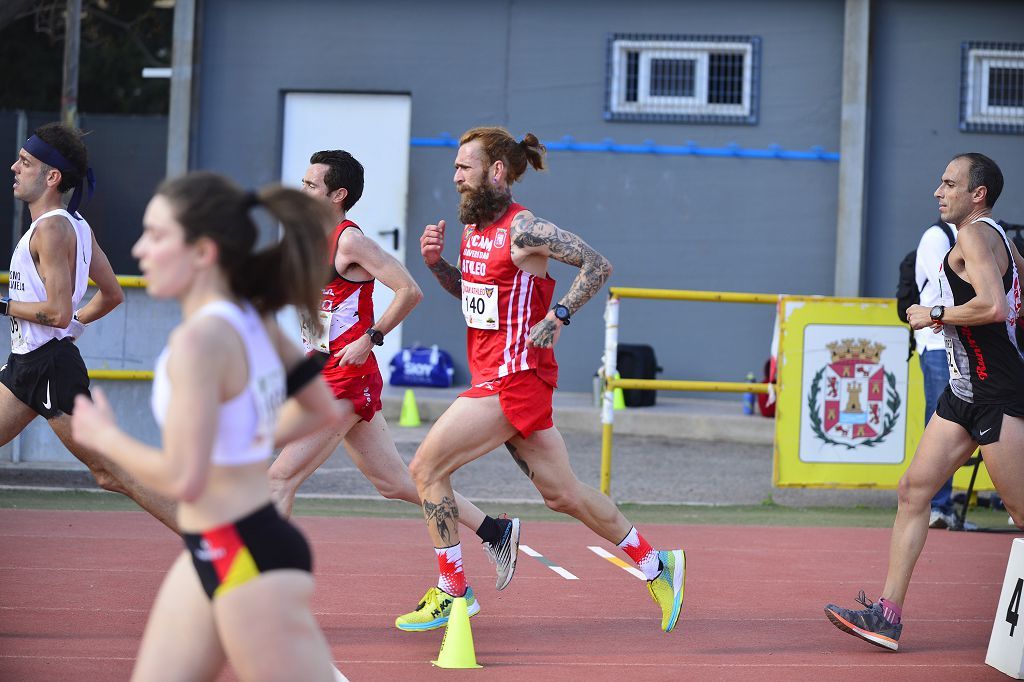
[458,203,558,388]
[301,220,379,381]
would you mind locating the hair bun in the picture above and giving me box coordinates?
[243,190,261,209]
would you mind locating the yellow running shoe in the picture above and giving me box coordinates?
[647,549,685,632]
[394,586,480,632]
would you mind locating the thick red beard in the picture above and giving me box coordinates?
[458,182,511,226]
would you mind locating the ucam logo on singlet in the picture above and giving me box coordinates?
[798,325,909,464]
[461,232,495,278]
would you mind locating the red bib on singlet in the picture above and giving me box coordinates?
[301,220,378,381]
[459,203,558,387]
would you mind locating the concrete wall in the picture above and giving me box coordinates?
[191,0,846,392]
[863,0,1024,296]
[5,0,1023,463]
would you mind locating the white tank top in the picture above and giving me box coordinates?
[151,300,285,467]
[7,209,92,354]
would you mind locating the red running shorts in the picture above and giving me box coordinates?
[460,370,554,438]
[326,369,383,422]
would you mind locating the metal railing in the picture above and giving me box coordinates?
[599,287,776,496]
[1,272,152,382]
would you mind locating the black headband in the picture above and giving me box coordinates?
[23,134,95,215]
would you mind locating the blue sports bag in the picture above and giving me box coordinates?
[389,345,455,388]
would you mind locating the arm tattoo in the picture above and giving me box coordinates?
[530,319,558,349]
[504,442,533,480]
[35,311,56,326]
[428,259,462,300]
[422,495,460,545]
[512,215,612,313]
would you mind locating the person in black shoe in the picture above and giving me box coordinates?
[826,153,1024,650]
[908,217,961,529]
[400,126,685,634]
[265,150,518,594]
[1,122,178,529]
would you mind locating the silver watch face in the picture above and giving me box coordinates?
[930,306,943,320]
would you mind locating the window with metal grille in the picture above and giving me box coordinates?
[606,34,760,124]
[960,41,1024,134]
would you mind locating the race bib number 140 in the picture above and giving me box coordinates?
[462,282,499,330]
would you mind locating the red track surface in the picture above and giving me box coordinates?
[0,509,1017,680]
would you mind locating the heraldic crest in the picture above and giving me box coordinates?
[807,338,901,449]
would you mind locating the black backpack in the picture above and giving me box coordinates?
[896,221,955,323]
[998,220,1024,257]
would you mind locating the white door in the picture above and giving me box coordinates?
[280,92,411,382]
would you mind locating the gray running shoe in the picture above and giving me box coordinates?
[824,590,902,651]
[482,516,520,590]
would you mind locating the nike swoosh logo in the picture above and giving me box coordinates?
[42,381,51,410]
[979,428,992,436]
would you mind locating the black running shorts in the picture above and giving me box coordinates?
[183,503,313,600]
[935,386,1024,445]
[0,338,90,419]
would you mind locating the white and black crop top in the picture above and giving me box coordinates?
[151,300,285,466]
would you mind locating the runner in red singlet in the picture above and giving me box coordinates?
[266,151,520,621]
[398,127,686,633]
[825,153,1024,652]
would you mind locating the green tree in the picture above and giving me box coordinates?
[0,1,172,114]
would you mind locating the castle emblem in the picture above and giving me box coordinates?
[808,338,901,448]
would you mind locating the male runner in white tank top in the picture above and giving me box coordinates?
[1,122,176,530]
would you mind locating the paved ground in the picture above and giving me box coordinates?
[2,511,1014,681]
[0,421,900,510]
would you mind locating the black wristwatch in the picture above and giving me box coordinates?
[366,327,384,346]
[0,297,9,317]
[929,305,945,322]
[552,304,571,326]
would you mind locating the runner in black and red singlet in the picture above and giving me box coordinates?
[825,153,1024,652]
[398,126,686,634]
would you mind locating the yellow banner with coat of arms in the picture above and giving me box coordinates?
[773,295,994,490]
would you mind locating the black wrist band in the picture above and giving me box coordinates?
[286,354,327,397]
[0,297,9,317]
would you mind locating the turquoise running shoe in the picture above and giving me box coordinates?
[647,549,685,632]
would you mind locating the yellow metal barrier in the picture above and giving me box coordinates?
[610,287,779,304]
[599,286,777,496]
[89,370,154,380]
[0,273,147,288]
[1,273,150,380]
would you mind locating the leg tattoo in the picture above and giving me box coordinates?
[505,442,534,480]
[423,496,460,545]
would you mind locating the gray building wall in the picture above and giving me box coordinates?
[192,0,848,392]
[864,0,1024,296]
[4,0,1022,463]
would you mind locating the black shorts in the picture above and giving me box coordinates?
[0,338,90,419]
[183,503,312,600]
[935,386,1024,445]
